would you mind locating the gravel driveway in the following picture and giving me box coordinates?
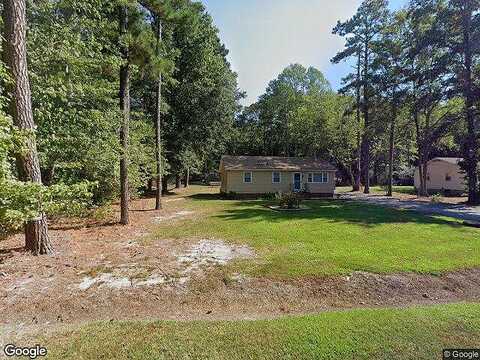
[338,193,480,223]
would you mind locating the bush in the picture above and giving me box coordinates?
[261,192,276,201]
[0,180,96,239]
[220,191,237,200]
[275,191,301,209]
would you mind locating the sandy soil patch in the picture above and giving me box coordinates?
[152,210,194,223]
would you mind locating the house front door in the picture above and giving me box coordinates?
[293,173,302,192]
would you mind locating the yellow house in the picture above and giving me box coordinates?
[414,157,466,195]
[219,155,337,197]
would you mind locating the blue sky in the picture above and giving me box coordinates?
[200,0,408,105]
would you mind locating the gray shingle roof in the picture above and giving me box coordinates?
[221,155,337,171]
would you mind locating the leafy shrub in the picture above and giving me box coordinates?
[431,193,442,203]
[380,184,390,193]
[261,192,276,201]
[0,180,96,239]
[220,191,237,200]
[275,191,301,209]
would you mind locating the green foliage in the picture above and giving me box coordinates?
[233,64,343,158]
[0,180,95,238]
[162,2,241,178]
[20,0,240,206]
[275,191,301,209]
[260,192,276,201]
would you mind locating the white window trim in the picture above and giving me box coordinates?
[272,171,281,184]
[307,172,329,184]
[243,171,253,183]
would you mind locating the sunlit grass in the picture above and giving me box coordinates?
[45,303,480,360]
[153,190,480,277]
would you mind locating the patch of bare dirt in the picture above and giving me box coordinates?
[1,187,480,342]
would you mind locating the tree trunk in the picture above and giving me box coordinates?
[154,17,163,210]
[461,2,479,204]
[119,6,130,225]
[387,100,397,197]
[3,0,52,255]
[185,168,190,188]
[362,40,370,194]
[353,49,362,192]
[175,175,181,189]
[161,176,168,194]
[413,84,428,197]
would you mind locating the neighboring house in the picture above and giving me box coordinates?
[414,157,466,195]
[219,155,337,196]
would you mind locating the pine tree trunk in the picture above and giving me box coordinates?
[155,17,163,210]
[413,88,428,197]
[353,49,362,192]
[387,101,397,197]
[185,168,190,188]
[362,40,370,194]
[3,0,52,255]
[162,176,168,194]
[119,6,130,225]
[175,175,181,189]
[461,3,479,205]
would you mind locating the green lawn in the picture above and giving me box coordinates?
[336,185,416,195]
[154,194,480,277]
[45,303,480,360]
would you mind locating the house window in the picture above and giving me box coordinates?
[272,172,281,183]
[308,172,328,183]
[243,172,252,183]
[445,174,452,181]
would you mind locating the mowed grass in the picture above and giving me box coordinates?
[45,303,480,360]
[336,185,417,195]
[154,192,480,277]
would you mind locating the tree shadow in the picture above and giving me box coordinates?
[0,246,25,264]
[187,193,223,201]
[0,246,24,255]
[49,221,118,231]
[213,200,465,228]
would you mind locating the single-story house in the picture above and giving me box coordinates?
[219,155,337,196]
[414,157,466,195]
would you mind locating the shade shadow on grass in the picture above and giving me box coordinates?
[214,200,464,228]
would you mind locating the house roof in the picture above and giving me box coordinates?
[221,155,337,171]
[431,157,463,165]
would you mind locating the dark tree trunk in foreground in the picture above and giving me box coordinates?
[3,0,52,255]
[460,1,479,204]
[353,49,362,192]
[119,6,130,225]
[154,17,163,210]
